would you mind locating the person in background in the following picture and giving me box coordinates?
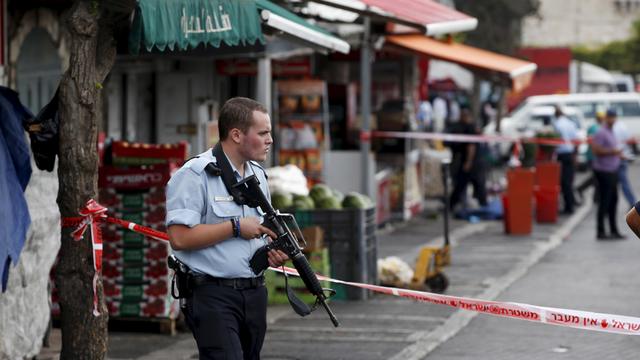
[576,110,604,203]
[612,116,636,209]
[416,99,433,132]
[591,108,625,240]
[432,93,448,133]
[448,108,488,211]
[552,106,579,214]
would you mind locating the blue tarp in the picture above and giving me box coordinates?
[0,87,33,291]
[454,198,503,221]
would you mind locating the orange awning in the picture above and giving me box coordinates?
[386,34,537,92]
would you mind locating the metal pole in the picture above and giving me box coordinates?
[360,16,372,197]
[442,158,451,247]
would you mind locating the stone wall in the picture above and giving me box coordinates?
[522,0,640,48]
[0,157,60,360]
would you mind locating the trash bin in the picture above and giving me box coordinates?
[504,168,534,235]
[535,162,561,188]
[534,186,560,223]
[502,194,510,233]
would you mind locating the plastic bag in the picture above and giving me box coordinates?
[23,88,59,171]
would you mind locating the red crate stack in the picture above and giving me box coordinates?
[99,163,177,320]
[51,142,185,323]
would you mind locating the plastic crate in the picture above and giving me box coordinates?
[265,248,330,305]
[294,207,377,300]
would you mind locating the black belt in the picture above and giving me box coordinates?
[192,274,265,290]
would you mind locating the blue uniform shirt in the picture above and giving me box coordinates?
[166,149,270,278]
[553,115,578,154]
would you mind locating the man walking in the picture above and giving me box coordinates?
[166,97,289,359]
[553,106,579,214]
[592,109,625,240]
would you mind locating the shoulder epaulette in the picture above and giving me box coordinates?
[184,156,215,175]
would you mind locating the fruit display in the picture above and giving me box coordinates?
[270,183,372,211]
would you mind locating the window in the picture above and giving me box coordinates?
[565,102,605,119]
[610,101,640,117]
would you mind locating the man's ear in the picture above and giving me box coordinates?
[229,128,242,143]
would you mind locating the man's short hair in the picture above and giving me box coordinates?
[218,97,268,140]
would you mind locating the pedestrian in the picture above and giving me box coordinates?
[165,97,289,359]
[432,93,448,133]
[448,108,488,211]
[416,98,433,131]
[591,108,625,240]
[612,117,636,209]
[576,110,604,203]
[552,106,579,214]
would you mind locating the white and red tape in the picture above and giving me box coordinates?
[64,199,640,335]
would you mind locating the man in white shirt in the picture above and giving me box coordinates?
[553,106,579,214]
[612,119,636,208]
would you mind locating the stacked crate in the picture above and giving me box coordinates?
[98,160,178,320]
[51,141,186,327]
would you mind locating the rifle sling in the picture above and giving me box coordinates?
[210,143,315,316]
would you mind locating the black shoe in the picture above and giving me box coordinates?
[597,233,609,240]
[609,232,627,240]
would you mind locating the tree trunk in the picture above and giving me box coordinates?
[55,1,116,358]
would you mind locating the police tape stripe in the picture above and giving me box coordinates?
[371,130,638,146]
[271,266,640,336]
[70,204,640,335]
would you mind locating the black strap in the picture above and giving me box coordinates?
[212,142,248,206]
[210,144,314,316]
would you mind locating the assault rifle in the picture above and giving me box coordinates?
[234,175,339,327]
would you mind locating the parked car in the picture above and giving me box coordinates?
[504,92,640,135]
[483,106,589,168]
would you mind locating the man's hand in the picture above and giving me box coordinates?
[239,217,277,240]
[267,249,289,268]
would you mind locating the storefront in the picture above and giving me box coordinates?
[104,0,349,157]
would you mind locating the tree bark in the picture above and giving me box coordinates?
[55,1,116,358]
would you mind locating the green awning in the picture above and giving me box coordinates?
[129,0,265,54]
[129,0,350,55]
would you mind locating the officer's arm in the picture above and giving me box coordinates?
[166,166,234,251]
[168,223,234,250]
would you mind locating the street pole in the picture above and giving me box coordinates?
[257,56,272,167]
[442,158,451,247]
[360,16,372,197]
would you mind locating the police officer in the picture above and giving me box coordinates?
[166,97,288,359]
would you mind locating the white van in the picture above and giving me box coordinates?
[505,92,640,136]
[484,106,588,165]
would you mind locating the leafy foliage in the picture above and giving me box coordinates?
[453,0,540,55]
[573,20,640,73]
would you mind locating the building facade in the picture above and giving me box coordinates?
[522,0,640,47]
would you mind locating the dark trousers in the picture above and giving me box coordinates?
[449,157,488,210]
[557,153,575,212]
[183,283,268,360]
[576,168,599,203]
[594,170,619,235]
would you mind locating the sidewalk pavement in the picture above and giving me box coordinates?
[38,191,592,360]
